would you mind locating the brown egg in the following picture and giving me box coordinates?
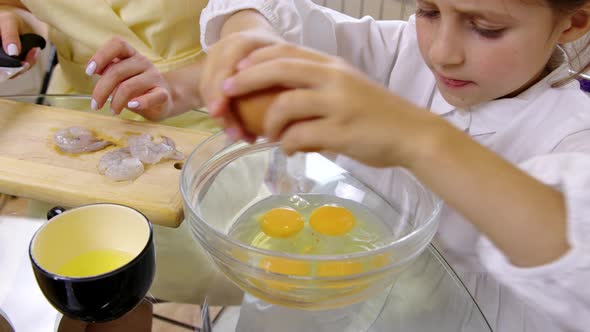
[231,87,285,136]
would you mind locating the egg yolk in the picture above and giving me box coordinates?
[372,254,391,269]
[316,260,364,277]
[316,261,367,292]
[255,257,310,292]
[231,247,250,264]
[309,205,355,236]
[259,257,311,276]
[259,207,304,238]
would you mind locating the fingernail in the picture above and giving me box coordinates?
[7,43,18,56]
[223,78,235,93]
[127,100,140,109]
[110,107,116,115]
[237,59,250,70]
[85,61,97,76]
[90,99,98,111]
[226,127,239,141]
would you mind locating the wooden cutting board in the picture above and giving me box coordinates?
[0,99,213,227]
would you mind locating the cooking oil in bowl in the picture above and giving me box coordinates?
[57,249,135,278]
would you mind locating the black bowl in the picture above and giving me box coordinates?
[29,203,155,323]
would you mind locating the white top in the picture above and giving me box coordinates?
[200,1,590,331]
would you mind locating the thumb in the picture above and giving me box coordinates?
[23,46,40,66]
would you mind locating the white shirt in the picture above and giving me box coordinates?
[200,1,590,331]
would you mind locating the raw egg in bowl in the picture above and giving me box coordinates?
[181,132,442,310]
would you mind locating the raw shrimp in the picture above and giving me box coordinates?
[53,127,112,153]
[128,134,184,164]
[94,133,184,181]
[97,147,144,181]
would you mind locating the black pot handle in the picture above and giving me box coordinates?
[0,33,46,67]
[47,206,67,220]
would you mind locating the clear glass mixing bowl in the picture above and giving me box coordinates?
[180,132,442,310]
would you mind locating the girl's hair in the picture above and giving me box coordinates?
[546,0,590,86]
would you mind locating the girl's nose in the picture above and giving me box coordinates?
[429,24,465,68]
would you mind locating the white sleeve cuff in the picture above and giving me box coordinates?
[476,153,590,330]
[479,152,590,276]
[200,0,281,52]
[522,152,590,248]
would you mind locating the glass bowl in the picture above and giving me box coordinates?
[180,132,442,310]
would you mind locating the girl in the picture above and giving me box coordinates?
[92,0,590,330]
[198,1,590,331]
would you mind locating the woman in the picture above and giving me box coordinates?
[0,0,242,306]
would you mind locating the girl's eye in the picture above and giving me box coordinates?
[472,26,505,39]
[416,8,440,19]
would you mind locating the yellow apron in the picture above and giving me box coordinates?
[21,0,218,132]
[19,0,242,305]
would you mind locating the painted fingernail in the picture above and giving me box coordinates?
[85,61,97,76]
[90,98,98,111]
[226,127,239,141]
[127,100,140,109]
[223,78,235,93]
[7,43,18,56]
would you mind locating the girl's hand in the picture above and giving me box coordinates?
[0,10,40,75]
[200,28,286,142]
[222,44,442,168]
[87,37,172,121]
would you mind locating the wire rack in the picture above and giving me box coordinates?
[312,0,415,20]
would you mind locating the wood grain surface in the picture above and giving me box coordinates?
[0,99,212,227]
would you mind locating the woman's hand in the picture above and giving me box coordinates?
[87,37,173,121]
[200,26,286,141]
[222,44,442,168]
[0,9,41,75]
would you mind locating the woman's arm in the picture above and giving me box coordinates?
[87,8,279,120]
[161,55,206,116]
[158,9,276,116]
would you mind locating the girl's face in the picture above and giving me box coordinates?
[415,0,568,107]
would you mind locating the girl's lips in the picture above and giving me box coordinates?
[438,74,472,88]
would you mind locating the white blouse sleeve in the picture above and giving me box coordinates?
[477,148,590,331]
[200,0,413,85]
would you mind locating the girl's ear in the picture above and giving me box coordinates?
[558,5,590,44]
